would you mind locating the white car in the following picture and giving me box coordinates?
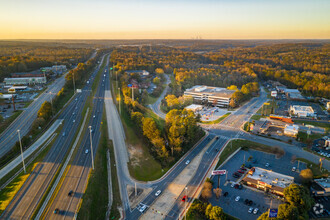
[73,120,75,123]
[85,149,89,154]
[253,208,259,214]
[235,196,240,202]
[138,204,147,213]
[155,190,161,196]
[93,115,96,118]
[265,163,270,167]
[248,207,253,213]
[231,183,236,188]
[292,167,296,172]
[185,160,190,165]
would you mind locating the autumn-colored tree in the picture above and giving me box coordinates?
[37,101,52,121]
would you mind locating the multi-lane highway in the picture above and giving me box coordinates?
[0,51,97,158]
[42,54,110,219]
[1,54,106,220]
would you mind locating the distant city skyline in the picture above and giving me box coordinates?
[0,0,329,39]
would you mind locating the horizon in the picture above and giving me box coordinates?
[0,0,329,39]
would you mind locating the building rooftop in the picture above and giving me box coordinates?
[315,178,330,190]
[245,167,294,189]
[185,85,236,98]
[290,105,314,112]
[185,104,203,111]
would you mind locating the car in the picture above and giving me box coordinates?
[237,170,244,174]
[234,184,239,189]
[232,174,239,178]
[253,208,259,214]
[155,190,161,196]
[62,132,66,137]
[73,120,75,123]
[223,192,228,197]
[234,172,241,177]
[54,208,59,214]
[241,167,247,171]
[185,160,190,165]
[181,195,188,202]
[231,183,236,188]
[238,184,243,189]
[75,98,78,101]
[248,200,253,206]
[248,207,254,213]
[292,167,296,172]
[93,115,96,118]
[265,163,270,167]
[85,149,89,154]
[138,204,147,213]
[235,196,240,202]
[68,190,73,196]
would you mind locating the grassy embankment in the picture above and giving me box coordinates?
[201,113,231,124]
[216,139,284,168]
[78,108,121,220]
[250,101,277,121]
[111,79,166,181]
[0,110,23,134]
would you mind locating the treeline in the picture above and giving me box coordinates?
[205,43,329,98]
[229,82,259,107]
[0,44,93,80]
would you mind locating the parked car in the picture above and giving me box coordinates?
[54,208,59,214]
[292,167,296,172]
[235,196,240,202]
[223,192,228,197]
[248,207,254,213]
[231,183,236,188]
[265,163,270,167]
[68,190,73,197]
[237,170,244,174]
[253,208,259,214]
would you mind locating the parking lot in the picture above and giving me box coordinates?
[275,100,326,118]
[209,149,306,219]
[198,107,232,122]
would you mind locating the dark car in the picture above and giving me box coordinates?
[223,192,228,197]
[234,184,239,189]
[54,208,59,214]
[232,174,239,178]
[237,170,244,174]
[234,172,242,176]
[241,167,247,171]
[68,190,74,197]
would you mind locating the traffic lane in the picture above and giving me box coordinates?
[165,138,228,220]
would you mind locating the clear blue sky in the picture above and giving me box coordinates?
[0,0,329,39]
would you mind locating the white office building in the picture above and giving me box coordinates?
[184,85,235,107]
[4,77,47,85]
[290,105,315,118]
[283,124,299,137]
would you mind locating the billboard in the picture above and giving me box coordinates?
[212,170,226,175]
[268,209,278,218]
[271,91,277,97]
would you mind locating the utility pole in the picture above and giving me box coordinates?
[135,182,137,197]
[88,126,95,170]
[132,86,134,101]
[118,88,121,114]
[50,96,53,117]
[17,130,26,173]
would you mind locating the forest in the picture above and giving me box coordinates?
[0,41,93,81]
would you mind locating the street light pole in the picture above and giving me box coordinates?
[17,130,26,173]
[118,88,121,114]
[72,72,76,93]
[185,187,188,220]
[88,126,95,170]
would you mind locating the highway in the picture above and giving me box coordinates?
[0,51,97,158]
[0,54,106,220]
[42,54,110,219]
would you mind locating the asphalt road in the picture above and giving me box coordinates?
[148,74,170,119]
[0,51,97,158]
[42,54,110,219]
[1,54,106,220]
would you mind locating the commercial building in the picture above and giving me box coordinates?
[185,104,203,113]
[284,89,305,100]
[184,85,236,107]
[4,77,47,85]
[242,167,294,196]
[290,105,315,118]
[41,65,67,74]
[11,70,44,78]
[283,124,299,137]
[125,70,150,77]
[311,178,330,196]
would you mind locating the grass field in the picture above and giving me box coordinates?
[296,157,329,178]
[145,94,158,105]
[294,120,330,132]
[201,113,231,124]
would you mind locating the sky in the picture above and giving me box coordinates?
[0,0,329,39]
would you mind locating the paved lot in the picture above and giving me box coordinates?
[199,107,232,122]
[276,100,326,117]
[209,149,307,220]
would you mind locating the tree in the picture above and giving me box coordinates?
[229,99,236,108]
[153,77,161,85]
[201,182,213,201]
[37,101,52,121]
[165,94,180,109]
[299,169,313,182]
[155,68,164,74]
[227,85,238,90]
[207,206,225,220]
[142,118,160,141]
[131,112,144,128]
[283,184,313,216]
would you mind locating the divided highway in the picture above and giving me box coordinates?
[0,54,106,220]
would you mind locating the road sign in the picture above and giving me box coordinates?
[268,208,278,218]
[264,102,270,105]
[133,85,139,88]
[271,91,277,97]
[128,84,132,87]
[212,170,226,175]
